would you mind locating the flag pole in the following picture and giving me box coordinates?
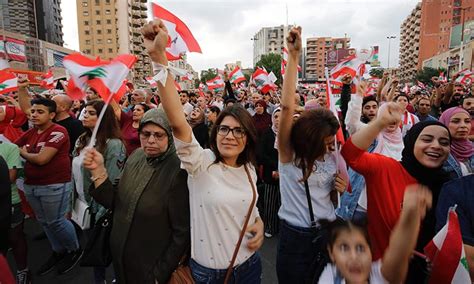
[87,93,115,148]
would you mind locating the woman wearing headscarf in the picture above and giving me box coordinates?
[341,102,451,283]
[252,99,272,137]
[338,82,404,222]
[439,107,474,177]
[259,107,281,238]
[188,107,209,149]
[82,108,190,284]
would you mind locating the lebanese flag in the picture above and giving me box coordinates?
[330,54,365,81]
[181,72,193,81]
[252,68,276,94]
[439,72,447,83]
[0,59,9,71]
[229,66,246,84]
[40,69,55,89]
[455,69,473,84]
[151,2,202,61]
[325,72,344,144]
[63,53,136,102]
[281,47,302,75]
[402,83,410,94]
[206,75,224,89]
[417,81,426,89]
[0,70,18,94]
[424,207,471,284]
[174,81,182,91]
[145,76,158,87]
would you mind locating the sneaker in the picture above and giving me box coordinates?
[264,232,273,238]
[16,269,31,284]
[37,252,64,276]
[57,249,83,274]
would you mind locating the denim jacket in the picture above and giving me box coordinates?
[336,140,377,221]
[442,153,474,179]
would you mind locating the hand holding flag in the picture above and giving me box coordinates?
[142,19,171,64]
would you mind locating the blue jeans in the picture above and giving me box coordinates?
[276,220,328,284]
[24,182,79,253]
[190,252,262,284]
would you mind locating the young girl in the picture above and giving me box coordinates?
[276,26,349,283]
[141,20,264,283]
[320,184,432,283]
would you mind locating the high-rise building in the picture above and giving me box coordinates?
[252,25,293,66]
[77,0,152,84]
[305,37,350,81]
[399,2,422,82]
[0,0,63,46]
[418,0,474,69]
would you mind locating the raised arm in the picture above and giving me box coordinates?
[381,184,432,283]
[350,102,402,150]
[278,26,302,163]
[141,20,192,143]
[344,81,367,135]
[17,77,32,115]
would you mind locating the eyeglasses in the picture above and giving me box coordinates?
[217,125,246,138]
[139,131,167,141]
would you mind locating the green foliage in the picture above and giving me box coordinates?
[415,67,446,85]
[255,53,282,85]
[200,69,218,84]
[369,68,384,79]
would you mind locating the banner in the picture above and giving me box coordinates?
[8,69,46,86]
[0,36,26,62]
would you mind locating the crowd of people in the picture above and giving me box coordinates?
[0,20,473,284]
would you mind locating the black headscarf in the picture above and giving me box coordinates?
[400,120,451,264]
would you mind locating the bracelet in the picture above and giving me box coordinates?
[91,172,107,182]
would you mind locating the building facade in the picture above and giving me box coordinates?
[77,0,152,84]
[0,0,63,46]
[399,2,422,82]
[418,0,474,69]
[252,25,293,66]
[305,37,350,81]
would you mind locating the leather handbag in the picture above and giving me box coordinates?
[80,209,113,267]
[167,255,193,284]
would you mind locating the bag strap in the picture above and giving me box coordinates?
[223,164,258,284]
[302,167,318,229]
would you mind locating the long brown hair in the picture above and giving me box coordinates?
[75,100,122,155]
[291,108,339,181]
[209,104,257,167]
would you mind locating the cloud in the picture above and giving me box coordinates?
[62,0,420,73]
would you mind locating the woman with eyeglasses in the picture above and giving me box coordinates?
[141,20,264,283]
[82,108,190,283]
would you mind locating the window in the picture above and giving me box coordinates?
[95,0,100,5]
[98,48,103,53]
[84,49,91,54]
[96,20,101,25]
[106,19,111,24]
[105,9,111,15]
[97,29,102,34]
[85,40,91,45]
[108,48,113,53]
[107,29,112,34]
[84,20,89,25]
[82,2,88,7]
[106,39,112,43]
[95,10,100,15]
[83,11,89,16]
[97,39,102,44]
[85,30,90,35]
[106,0,111,4]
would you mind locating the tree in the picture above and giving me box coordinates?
[255,53,282,85]
[369,68,384,79]
[415,67,446,85]
[200,69,217,84]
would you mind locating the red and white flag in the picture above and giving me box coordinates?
[145,76,158,87]
[40,69,55,89]
[174,81,182,91]
[63,53,136,102]
[417,81,426,89]
[206,75,224,90]
[151,2,202,61]
[181,73,194,81]
[229,67,246,84]
[455,69,473,84]
[252,68,276,94]
[281,47,302,75]
[330,54,365,82]
[439,72,447,83]
[402,83,410,94]
[0,70,17,95]
[424,206,471,284]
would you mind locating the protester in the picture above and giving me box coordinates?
[342,102,451,282]
[0,155,11,255]
[394,93,419,137]
[83,108,190,283]
[259,107,281,238]
[188,106,209,148]
[276,27,348,283]
[205,105,220,132]
[180,91,194,117]
[252,99,272,137]
[71,99,85,118]
[142,20,264,283]
[15,98,82,275]
[320,184,432,283]
[72,100,126,283]
[415,96,437,122]
[461,94,474,141]
[439,107,474,177]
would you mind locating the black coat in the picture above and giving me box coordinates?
[259,128,279,185]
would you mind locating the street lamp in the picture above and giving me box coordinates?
[458,6,471,71]
[386,35,396,69]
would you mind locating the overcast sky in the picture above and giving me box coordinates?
[61,0,420,73]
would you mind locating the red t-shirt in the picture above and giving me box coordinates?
[15,123,71,185]
[341,138,417,260]
[120,111,140,156]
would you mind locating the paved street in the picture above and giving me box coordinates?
[7,219,279,284]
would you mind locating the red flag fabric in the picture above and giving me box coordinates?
[151,2,202,61]
[0,70,18,95]
[229,67,246,84]
[40,69,55,89]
